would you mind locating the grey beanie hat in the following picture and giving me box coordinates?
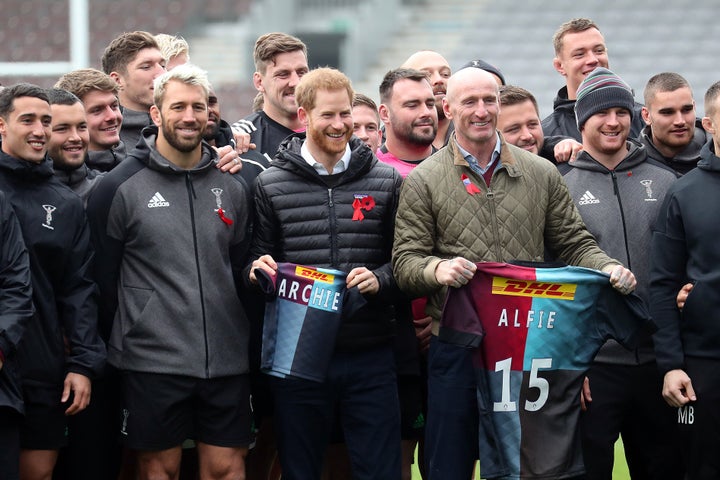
[574,67,634,129]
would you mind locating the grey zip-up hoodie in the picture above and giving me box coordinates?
[559,140,677,364]
[87,126,252,377]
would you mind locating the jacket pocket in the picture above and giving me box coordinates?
[119,285,155,338]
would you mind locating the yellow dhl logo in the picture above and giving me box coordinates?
[491,277,576,300]
[295,265,335,284]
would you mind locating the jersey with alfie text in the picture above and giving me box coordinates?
[439,262,651,479]
[257,263,365,382]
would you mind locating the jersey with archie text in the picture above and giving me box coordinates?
[257,263,365,382]
[440,262,650,479]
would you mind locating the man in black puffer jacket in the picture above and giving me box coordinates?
[248,67,403,480]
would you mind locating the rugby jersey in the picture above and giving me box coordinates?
[256,263,365,382]
[440,262,651,479]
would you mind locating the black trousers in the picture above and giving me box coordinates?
[580,362,684,480]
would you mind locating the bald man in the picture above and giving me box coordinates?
[392,67,637,479]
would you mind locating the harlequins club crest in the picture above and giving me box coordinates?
[42,204,56,230]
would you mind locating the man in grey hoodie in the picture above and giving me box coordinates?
[559,67,683,479]
[87,64,253,480]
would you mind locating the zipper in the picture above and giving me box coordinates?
[610,170,632,271]
[186,172,210,378]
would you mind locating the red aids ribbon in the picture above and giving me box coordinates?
[217,207,233,225]
[352,195,375,221]
[461,174,481,195]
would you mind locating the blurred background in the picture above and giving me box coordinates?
[1,0,716,122]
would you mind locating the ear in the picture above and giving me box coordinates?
[297,106,308,127]
[442,98,452,120]
[553,57,566,77]
[109,71,124,89]
[641,106,651,125]
[378,103,390,124]
[150,105,162,127]
[253,72,264,93]
[0,116,6,138]
[702,116,715,135]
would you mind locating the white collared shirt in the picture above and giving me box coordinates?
[456,133,502,175]
[301,141,352,175]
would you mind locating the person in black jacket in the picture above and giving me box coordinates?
[651,80,720,479]
[542,18,646,142]
[639,72,708,175]
[0,83,105,480]
[55,68,127,173]
[497,85,583,163]
[232,32,309,163]
[0,190,33,480]
[248,67,403,480]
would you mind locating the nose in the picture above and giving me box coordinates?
[606,111,620,125]
[153,62,166,78]
[518,125,533,141]
[288,71,301,87]
[672,111,686,125]
[68,126,82,141]
[355,126,368,140]
[32,120,46,137]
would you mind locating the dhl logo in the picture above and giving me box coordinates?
[295,265,335,284]
[491,277,576,300]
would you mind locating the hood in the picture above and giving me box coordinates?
[697,139,720,173]
[87,141,126,172]
[0,149,55,181]
[569,138,647,172]
[274,132,376,182]
[130,125,218,174]
[638,120,707,174]
[53,157,93,188]
[212,119,235,149]
[552,86,575,111]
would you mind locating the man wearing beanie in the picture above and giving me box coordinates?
[559,67,684,479]
[542,18,646,142]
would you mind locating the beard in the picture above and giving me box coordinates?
[203,121,220,141]
[162,121,203,153]
[396,121,437,147]
[307,122,352,157]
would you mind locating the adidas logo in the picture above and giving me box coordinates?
[147,192,170,208]
[578,191,600,205]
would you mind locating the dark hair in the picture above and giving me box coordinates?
[353,93,378,112]
[46,88,82,106]
[101,31,159,75]
[379,68,430,104]
[644,72,692,107]
[499,85,539,114]
[553,18,601,55]
[253,32,308,74]
[0,83,50,118]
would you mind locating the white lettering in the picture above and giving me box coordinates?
[498,309,509,327]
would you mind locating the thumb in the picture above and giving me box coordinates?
[684,379,697,402]
[61,377,71,403]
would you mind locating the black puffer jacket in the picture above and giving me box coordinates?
[248,134,403,350]
[542,86,646,142]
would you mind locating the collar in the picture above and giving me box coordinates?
[455,133,502,175]
[301,141,352,175]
